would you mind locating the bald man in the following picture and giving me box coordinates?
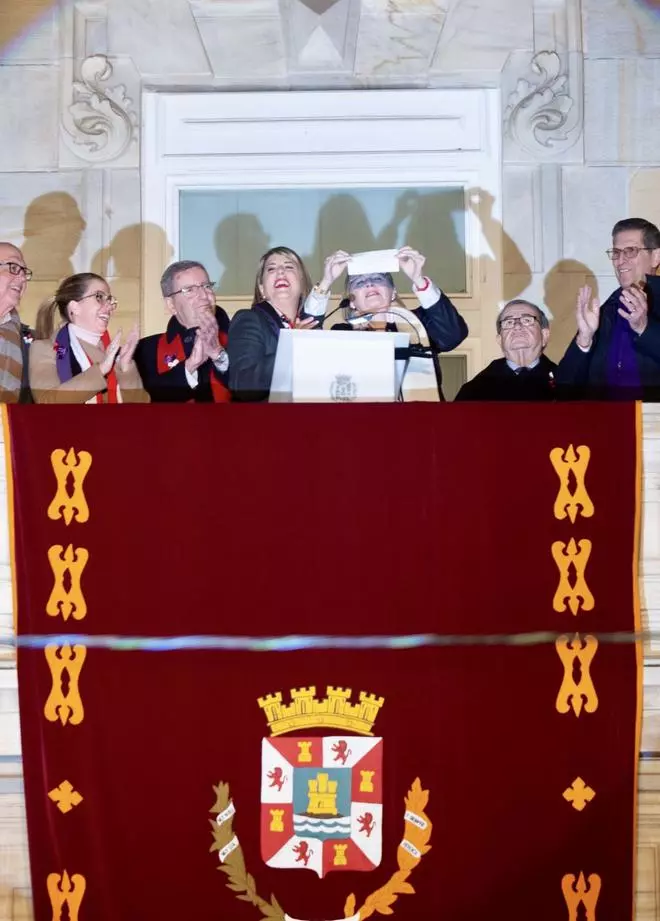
[0,242,33,402]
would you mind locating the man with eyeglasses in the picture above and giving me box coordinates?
[0,242,34,403]
[556,217,660,399]
[136,260,231,402]
[455,299,557,401]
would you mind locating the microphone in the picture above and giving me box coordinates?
[347,313,375,326]
[312,298,352,326]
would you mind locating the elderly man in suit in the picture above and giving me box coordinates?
[456,299,556,401]
[0,242,33,403]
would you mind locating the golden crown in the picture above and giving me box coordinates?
[258,686,384,737]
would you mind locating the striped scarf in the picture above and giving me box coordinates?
[0,311,24,403]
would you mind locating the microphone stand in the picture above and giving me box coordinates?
[385,308,445,402]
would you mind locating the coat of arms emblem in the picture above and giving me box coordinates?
[330,374,357,402]
[209,683,432,921]
[259,686,384,878]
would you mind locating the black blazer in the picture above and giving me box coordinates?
[228,301,319,402]
[135,307,230,403]
[455,354,558,401]
[333,294,467,351]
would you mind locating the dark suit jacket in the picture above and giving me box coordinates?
[135,307,230,403]
[228,301,319,402]
[556,274,660,400]
[455,354,558,401]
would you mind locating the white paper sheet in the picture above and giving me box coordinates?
[347,249,400,276]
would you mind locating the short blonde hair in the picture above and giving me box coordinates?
[253,246,311,305]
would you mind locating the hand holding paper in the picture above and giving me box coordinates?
[396,246,426,287]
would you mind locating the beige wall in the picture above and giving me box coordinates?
[0,0,658,363]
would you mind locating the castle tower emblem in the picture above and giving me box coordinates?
[258,686,384,878]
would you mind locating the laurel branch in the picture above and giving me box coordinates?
[344,778,432,919]
[210,777,431,921]
[210,781,285,921]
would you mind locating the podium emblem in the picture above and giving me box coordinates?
[330,374,357,402]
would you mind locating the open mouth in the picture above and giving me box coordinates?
[274,280,289,289]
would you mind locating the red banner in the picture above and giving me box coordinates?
[5,403,641,921]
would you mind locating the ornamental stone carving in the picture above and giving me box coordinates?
[504,50,582,160]
[61,55,137,163]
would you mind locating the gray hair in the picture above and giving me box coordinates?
[496,299,549,333]
[160,260,208,297]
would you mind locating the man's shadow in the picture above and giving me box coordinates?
[21,192,86,281]
[92,222,174,330]
[543,260,599,363]
[213,214,270,296]
[304,194,379,284]
[17,192,87,328]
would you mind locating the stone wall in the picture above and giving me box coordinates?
[0,0,659,357]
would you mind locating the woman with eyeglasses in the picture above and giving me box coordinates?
[306,246,468,400]
[228,246,324,401]
[30,272,149,404]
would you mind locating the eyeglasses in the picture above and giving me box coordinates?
[606,247,653,261]
[0,261,32,280]
[168,282,216,297]
[499,315,540,330]
[78,291,118,307]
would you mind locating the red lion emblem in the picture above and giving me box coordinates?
[267,767,286,792]
[331,740,352,765]
[358,812,376,838]
[292,841,313,866]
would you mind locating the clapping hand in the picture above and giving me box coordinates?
[186,310,223,374]
[118,325,139,373]
[99,331,122,377]
[575,286,600,350]
[397,246,426,287]
[198,310,222,360]
[319,251,351,291]
[619,283,648,336]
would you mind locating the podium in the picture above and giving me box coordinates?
[269,328,410,402]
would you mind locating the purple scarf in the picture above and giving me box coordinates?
[53,325,79,384]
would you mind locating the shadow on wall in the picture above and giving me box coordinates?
[92,223,174,281]
[214,214,270,296]
[543,260,599,364]
[21,192,86,281]
[93,223,174,332]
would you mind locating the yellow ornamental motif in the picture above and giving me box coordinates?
[556,634,599,717]
[561,872,601,920]
[552,538,595,615]
[47,448,92,526]
[258,686,384,736]
[563,777,596,812]
[44,644,86,726]
[550,445,595,523]
[46,545,89,621]
[46,870,86,921]
[48,780,83,814]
